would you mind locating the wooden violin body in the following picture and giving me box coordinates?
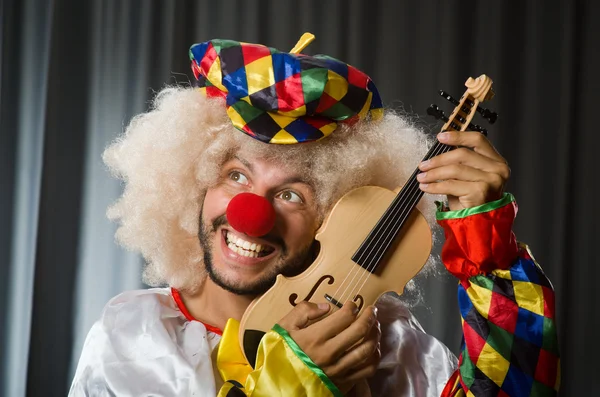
[239,185,431,364]
[239,74,496,365]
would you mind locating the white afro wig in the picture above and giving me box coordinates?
[103,86,444,294]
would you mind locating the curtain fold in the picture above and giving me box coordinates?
[0,1,596,396]
[1,1,54,396]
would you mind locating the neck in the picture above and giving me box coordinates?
[178,277,255,330]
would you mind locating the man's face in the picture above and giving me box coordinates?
[199,155,320,296]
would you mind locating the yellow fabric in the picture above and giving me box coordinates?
[512,280,545,316]
[207,57,227,92]
[217,319,253,385]
[226,107,250,134]
[218,381,244,396]
[369,107,384,120]
[270,130,299,144]
[245,56,275,94]
[477,342,510,386]
[289,32,316,54]
[324,70,349,100]
[216,318,334,396]
[464,282,492,320]
[279,105,307,118]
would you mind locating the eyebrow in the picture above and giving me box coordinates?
[233,155,314,189]
[234,155,254,173]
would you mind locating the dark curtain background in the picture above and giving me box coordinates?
[1,0,597,396]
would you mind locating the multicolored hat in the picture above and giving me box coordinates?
[189,33,383,144]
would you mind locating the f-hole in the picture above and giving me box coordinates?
[289,275,335,306]
[352,294,364,312]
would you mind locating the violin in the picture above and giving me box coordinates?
[239,75,497,365]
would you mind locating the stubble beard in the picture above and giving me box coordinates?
[198,214,314,296]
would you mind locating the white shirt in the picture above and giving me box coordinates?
[69,288,457,396]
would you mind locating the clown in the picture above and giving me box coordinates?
[69,34,560,396]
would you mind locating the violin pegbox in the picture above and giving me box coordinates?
[427,74,498,136]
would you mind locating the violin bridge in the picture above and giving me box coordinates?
[324,293,343,308]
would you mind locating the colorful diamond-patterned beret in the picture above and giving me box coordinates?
[189,33,383,144]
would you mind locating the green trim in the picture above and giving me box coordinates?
[272,324,343,397]
[436,192,515,221]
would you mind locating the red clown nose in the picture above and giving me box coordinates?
[226,193,276,237]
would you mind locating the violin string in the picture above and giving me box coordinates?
[348,114,478,296]
[340,176,424,304]
[333,172,433,303]
[330,250,364,304]
[336,119,465,305]
[341,140,452,304]
[347,124,471,303]
[358,141,452,274]
[351,141,446,270]
[337,163,433,304]
[336,159,431,304]
[332,243,373,305]
[343,143,448,303]
[352,140,448,267]
[349,178,428,302]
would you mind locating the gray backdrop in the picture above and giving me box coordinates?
[1,0,597,396]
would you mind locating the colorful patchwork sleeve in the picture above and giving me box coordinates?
[216,319,340,397]
[437,193,560,397]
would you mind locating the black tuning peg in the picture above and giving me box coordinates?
[439,90,460,106]
[468,123,488,136]
[479,107,498,124]
[439,90,498,124]
[427,104,448,122]
[427,104,487,135]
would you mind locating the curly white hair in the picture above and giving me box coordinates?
[103,86,443,294]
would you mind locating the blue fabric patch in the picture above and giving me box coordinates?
[272,53,301,82]
[284,118,323,141]
[509,257,540,284]
[515,307,544,347]
[502,364,533,395]
[319,56,348,79]
[458,283,474,319]
[223,67,249,103]
[190,42,209,63]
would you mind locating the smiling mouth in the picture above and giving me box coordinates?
[224,230,275,258]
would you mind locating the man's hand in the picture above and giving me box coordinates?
[418,131,511,210]
[277,301,381,393]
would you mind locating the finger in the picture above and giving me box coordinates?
[437,131,506,163]
[419,147,510,180]
[338,315,381,367]
[308,301,360,340]
[419,179,502,204]
[417,164,505,188]
[326,306,378,357]
[337,356,380,383]
[277,301,331,331]
[329,323,381,379]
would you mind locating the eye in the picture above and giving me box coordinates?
[229,171,249,185]
[278,190,303,203]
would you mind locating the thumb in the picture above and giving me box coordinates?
[278,301,331,331]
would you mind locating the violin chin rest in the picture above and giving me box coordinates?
[242,329,265,369]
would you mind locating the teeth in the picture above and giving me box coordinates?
[226,231,268,255]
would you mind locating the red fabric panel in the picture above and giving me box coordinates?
[438,201,519,279]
